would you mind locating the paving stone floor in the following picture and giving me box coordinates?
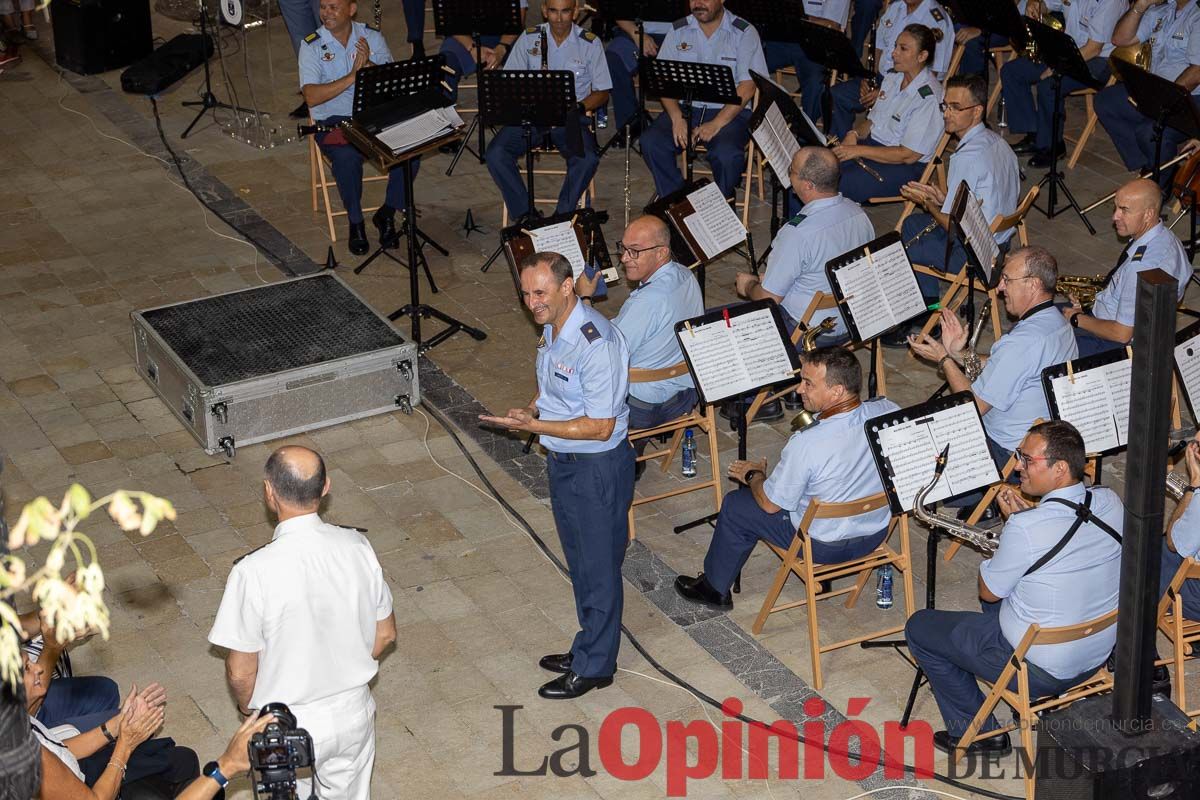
[1,6,1198,799]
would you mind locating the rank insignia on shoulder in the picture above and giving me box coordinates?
[581,30,597,42]
[732,17,750,30]
[787,213,807,225]
[930,7,945,21]
[303,31,319,44]
[526,25,539,33]
[1133,245,1147,261]
[233,542,271,565]
[581,321,602,343]
[674,16,689,29]
[918,85,933,98]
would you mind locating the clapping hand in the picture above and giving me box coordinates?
[118,691,165,749]
[996,485,1033,518]
[352,38,371,73]
[1185,437,1200,485]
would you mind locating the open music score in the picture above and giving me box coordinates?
[826,231,927,342]
[750,101,803,183]
[866,393,999,514]
[1175,320,1200,419]
[675,301,799,404]
[951,184,999,284]
[376,106,464,154]
[1042,350,1133,455]
[527,220,589,280]
[682,182,748,261]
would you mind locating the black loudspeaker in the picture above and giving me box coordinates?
[1035,694,1200,799]
[120,34,214,95]
[51,0,153,75]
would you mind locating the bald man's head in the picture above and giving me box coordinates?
[1113,178,1163,239]
[620,215,673,281]
[790,147,841,198]
[264,446,327,509]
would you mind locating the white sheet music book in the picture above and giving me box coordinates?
[1049,359,1133,453]
[954,185,999,283]
[751,102,802,182]
[528,221,588,279]
[1176,328,1200,415]
[876,401,999,512]
[683,182,748,261]
[830,239,927,341]
[678,307,795,403]
[377,106,464,154]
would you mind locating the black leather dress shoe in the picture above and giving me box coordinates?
[932,730,1012,757]
[348,222,369,256]
[290,101,309,120]
[674,574,734,610]
[1028,142,1066,169]
[782,391,803,410]
[372,206,400,249]
[719,399,784,424]
[1010,133,1038,154]
[538,671,613,699]
[538,653,572,674]
[880,321,915,349]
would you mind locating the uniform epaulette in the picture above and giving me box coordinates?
[673,16,689,29]
[732,17,750,31]
[303,31,319,44]
[1133,245,1147,261]
[918,84,933,98]
[580,321,602,343]
[930,7,945,22]
[233,542,272,565]
[580,30,597,42]
[526,25,539,34]
[787,213,807,226]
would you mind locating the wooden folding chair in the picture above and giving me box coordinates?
[626,362,723,540]
[751,495,915,690]
[1065,77,1116,170]
[954,611,1118,800]
[1157,555,1200,718]
[309,119,388,242]
[942,450,1019,563]
[863,132,951,231]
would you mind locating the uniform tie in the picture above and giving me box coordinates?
[1100,244,1130,290]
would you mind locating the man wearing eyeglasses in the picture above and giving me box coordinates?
[908,246,1077,484]
[906,420,1123,756]
[890,73,1020,346]
[575,215,703,475]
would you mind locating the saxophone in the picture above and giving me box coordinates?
[790,317,837,431]
[1167,471,1190,501]
[911,446,1002,554]
[960,299,990,382]
[1056,274,1106,311]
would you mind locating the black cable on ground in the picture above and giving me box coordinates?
[422,402,1021,800]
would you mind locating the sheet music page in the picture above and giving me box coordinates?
[683,182,748,260]
[877,403,996,511]
[1101,359,1132,448]
[528,221,587,279]
[751,103,802,182]
[834,254,892,340]
[1050,370,1120,453]
[679,321,751,401]
[730,308,795,386]
[872,240,926,326]
[377,107,463,154]
[1176,330,1200,415]
[957,188,1000,283]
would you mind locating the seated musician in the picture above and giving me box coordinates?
[484,0,609,222]
[674,348,900,610]
[908,247,1077,482]
[1062,178,1192,358]
[829,24,945,204]
[574,215,703,474]
[761,0,852,128]
[639,0,767,202]
[1162,433,1200,621]
[438,0,527,102]
[1095,0,1200,180]
[896,73,1020,344]
[605,17,672,138]
[906,420,1124,755]
[300,0,411,255]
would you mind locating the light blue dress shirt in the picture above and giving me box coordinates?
[613,261,704,403]
[877,0,956,75]
[764,397,901,540]
[805,0,852,30]
[1137,0,1200,94]
[940,123,1021,245]
[868,68,944,161]
[298,22,392,120]
[1064,0,1125,57]
[980,483,1124,679]
[657,11,768,109]
[536,299,630,453]
[760,193,875,337]
[1091,222,1192,327]
[504,23,613,99]
[1172,497,1200,557]
[973,303,1078,451]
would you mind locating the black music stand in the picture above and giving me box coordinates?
[600,0,690,138]
[642,58,741,182]
[1112,58,1200,185]
[1026,19,1103,233]
[477,69,580,273]
[433,0,524,172]
[181,1,254,139]
[941,0,1027,105]
[790,19,873,130]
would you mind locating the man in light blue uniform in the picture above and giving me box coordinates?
[479,251,634,700]
[1096,0,1200,177]
[438,0,527,102]
[1064,178,1193,357]
[906,421,1123,754]
[576,215,703,460]
[760,0,852,125]
[734,148,874,341]
[910,247,1077,476]
[640,0,768,200]
[300,0,408,256]
[1162,433,1200,620]
[484,0,611,221]
[900,74,1020,321]
[829,0,955,139]
[1001,0,1123,167]
[675,348,900,608]
[605,17,673,133]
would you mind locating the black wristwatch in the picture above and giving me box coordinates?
[203,760,230,790]
[743,469,763,484]
[1069,311,1082,328]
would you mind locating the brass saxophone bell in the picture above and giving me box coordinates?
[791,408,818,432]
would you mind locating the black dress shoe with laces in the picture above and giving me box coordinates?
[932,730,1012,757]
[719,399,784,424]
[348,222,369,256]
[1028,142,1066,169]
[674,574,734,610]
[538,671,613,699]
[782,391,803,410]
[373,205,400,249]
[1010,133,1038,154]
[538,653,572,674]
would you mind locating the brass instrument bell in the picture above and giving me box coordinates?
[1055,274,1106,311]
[1110,41,1153,70]
[789,317,836,431]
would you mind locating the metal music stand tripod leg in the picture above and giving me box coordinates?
[1034,74,1096,234]
[480,120,541,272]
[181,0,258,139]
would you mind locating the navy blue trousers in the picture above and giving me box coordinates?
[1161,547,1200,620]
[641,107,752,199]
[850,0,884,60]
[628,389,698,448]
[957,32,1010,79]
[764,40,827,124]
[903,213,968,298]
[906,601,1098,738]
[486,119,599,220]
[1000,56,1110,151]
[1074,329,1124,358]
[829,73,882,140]
[402,0,425,43]
[547,442,636,678]
[838,138,925,203]
[316,116,414,225]
[36,675,119,732]
[1095,83,1193,174]
[439,34,502,102]
[279,0,319,54]
[702,487,890,595]
[605,31,666,129]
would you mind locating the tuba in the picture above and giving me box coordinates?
[911,446,1002,554]
[790,317,837,431]
[1056,274,1107,311]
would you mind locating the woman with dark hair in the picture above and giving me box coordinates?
[831,23,946,202]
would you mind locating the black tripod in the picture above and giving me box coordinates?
[1035,74,1095,234]
[181,0,257,139]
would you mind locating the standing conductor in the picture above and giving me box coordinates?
[481,251,635,700]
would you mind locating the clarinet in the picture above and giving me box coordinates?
[372,0,381,31]
[866,17,880,89]
[540,26,549,71]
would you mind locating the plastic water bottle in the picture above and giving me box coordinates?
[876,565,893,609]
[681,429,697,477]
[596,106,608,129]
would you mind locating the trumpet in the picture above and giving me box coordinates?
[790,317,837,431]
[911,446,1001,554]
[1056,274,1106,311]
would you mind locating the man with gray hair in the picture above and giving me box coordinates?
[731,147,873,420]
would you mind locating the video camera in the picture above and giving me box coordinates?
[249,703,316,800]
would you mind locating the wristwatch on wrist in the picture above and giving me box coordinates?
[101,721,117,745]
[743,469,763,484]
[1069,311,1082,328]
[1190,485,1200,494]
[203,761,230,789]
